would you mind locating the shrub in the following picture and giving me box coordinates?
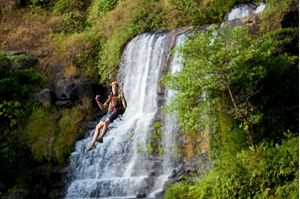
[0,7,57,75]
[164,181,190,199]
[186,134,299,199]
[147,121,163,155]
[52,31,99,80]
[54,106,84,164]
[26,107,56,162]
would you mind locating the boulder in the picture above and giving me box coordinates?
[54,79,77,100]
[55,100,73,109]
[35,88,53,106]
[136,193,147,198]
[54,78,93,100]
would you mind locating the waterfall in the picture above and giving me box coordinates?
[64,31,186,198]
[224,3,266,21]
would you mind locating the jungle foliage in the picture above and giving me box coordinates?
[161,24,298,198]
[161,24,297,150]
[164,134,298,199]
[161,0,298,198]
[0,53,86,198]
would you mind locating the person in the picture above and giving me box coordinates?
[85,81,127,152]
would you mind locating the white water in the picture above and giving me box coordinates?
[65,31,185,198]
[255,3,267,14]
[225,3,266,21]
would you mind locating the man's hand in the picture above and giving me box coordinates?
[95,95,101,101]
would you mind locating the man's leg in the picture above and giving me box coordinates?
[98,119,111,140]
[91,121,104,145]
[85,120,105,152]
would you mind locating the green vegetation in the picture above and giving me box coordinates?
[161,24,297,151]
[55,106,84,164]
[147,121,164,155]
[161,0,298,197]
[164,134,298,199]
[0,52,88,197]
[0,0,298,198]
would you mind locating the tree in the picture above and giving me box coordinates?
[161,24,297,152]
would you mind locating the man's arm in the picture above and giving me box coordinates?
[95,95,108,110]
[120,92,127,108]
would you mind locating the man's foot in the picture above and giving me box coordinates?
[85,144,96,152]
[96,137,103,143]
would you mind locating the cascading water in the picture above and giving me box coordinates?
[224,3,266,21]
[64,31,186,198]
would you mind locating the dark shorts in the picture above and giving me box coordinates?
[100,111,118,123]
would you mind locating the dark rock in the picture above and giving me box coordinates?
[136,193,147,198]
[154,189,164,198]
[74,78,94,98]
[48,167,68,199]
[55,100,73,108]
[54,79,78,100]
[143,176,155,191]
[149,171,156,176]
[168,169,177,178]
[83,121,98,130]
[54,78,93,100]
[35,88,53,106]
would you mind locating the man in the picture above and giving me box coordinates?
[85,81,127,152]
